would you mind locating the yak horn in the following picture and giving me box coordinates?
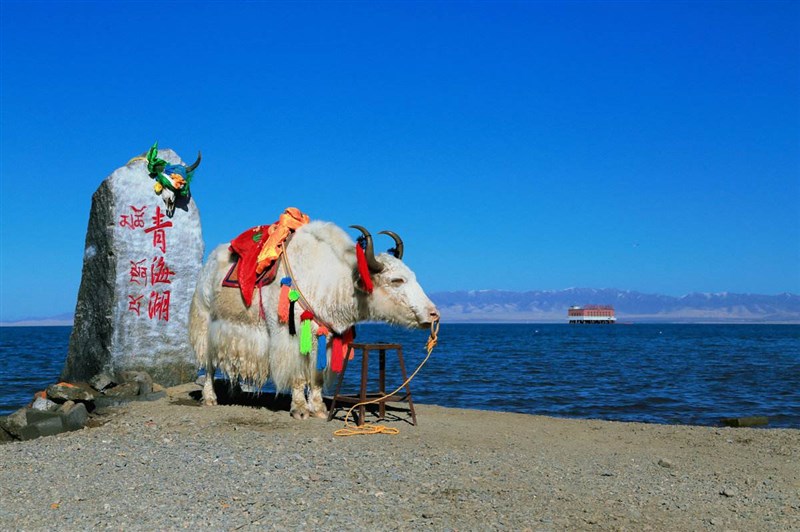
[379,230,404,260]
[185,151,202,173]
[350,225,384,273]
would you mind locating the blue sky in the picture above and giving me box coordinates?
[1,1,798,321]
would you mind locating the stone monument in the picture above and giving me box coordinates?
[61,147,204,386]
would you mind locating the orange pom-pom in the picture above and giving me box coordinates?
[278,282,291,323]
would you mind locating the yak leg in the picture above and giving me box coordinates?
[202,358,218,406]
[308,374,328,418]
[290,378,310,420]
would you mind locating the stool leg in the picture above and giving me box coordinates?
[378,349,386,420]
[397,346,417,425]
[358,346,368,426]
[327,344,351,422]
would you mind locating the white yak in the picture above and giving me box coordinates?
[189,221,439,419]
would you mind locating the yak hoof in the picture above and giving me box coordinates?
[290,407,310,420]
[202,396,218,406]
[311,409,328,419]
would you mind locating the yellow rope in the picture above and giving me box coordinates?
[127,155,147,165]
[333,319,439,437]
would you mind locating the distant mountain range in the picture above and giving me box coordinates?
[431,288,800,323]
[0,313,75,327]
[2,289,799,325]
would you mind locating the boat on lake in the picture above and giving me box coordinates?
[568,305,616,324]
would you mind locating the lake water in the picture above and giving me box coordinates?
[1,324,798,428]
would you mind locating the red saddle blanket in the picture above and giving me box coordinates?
[222,254,281,294]
[225,217,302,307]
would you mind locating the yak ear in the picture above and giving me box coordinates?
[352,267,375,294]
[354,274,369,293]
[355,277,365,291]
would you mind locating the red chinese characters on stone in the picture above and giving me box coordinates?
[119,205,147,230]
[128,294,144,316]
[129,259,148,285]
[148,290,171,321]
[124,204,175,321]
[144,206,173,253]
[150,256,175,285]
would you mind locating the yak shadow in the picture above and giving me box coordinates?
[191,379,294,413]
[190,380,416,426]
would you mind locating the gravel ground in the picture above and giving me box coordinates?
[0,394,798,531]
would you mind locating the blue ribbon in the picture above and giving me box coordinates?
[317,334,327,371]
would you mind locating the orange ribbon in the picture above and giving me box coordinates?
[255,207,310,274]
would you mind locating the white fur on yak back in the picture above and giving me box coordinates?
[189,220,438,394]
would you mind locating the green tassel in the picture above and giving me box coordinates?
[299,310,314,355]
[300,322,313,354]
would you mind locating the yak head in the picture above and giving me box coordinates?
[350,226,440,329]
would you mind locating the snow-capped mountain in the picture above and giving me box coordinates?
[431,289,800,323]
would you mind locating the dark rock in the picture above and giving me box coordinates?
[25,409,62,424]
[1,408,30,439]
[721,416,769,428]
[103,382,140,398]
[89,372,115,391]
[0,424,14,443]
[116,370,153,395]
[139,390,167,402]
[61,402,89,431]
[25,411,65,437]
[47,383,96,403]
[16,425,42,441]
[60,148,204,387]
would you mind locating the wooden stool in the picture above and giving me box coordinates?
[326,342,417,426]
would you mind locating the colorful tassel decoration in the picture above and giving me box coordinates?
[344,326,355,360]
[316,325,329,371]
[331,335,344,373]
[355,243,374,294]
[278,277,292,323]
[288,289,299,335]
[299,311,314,355]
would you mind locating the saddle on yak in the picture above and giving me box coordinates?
[223,208,310,307]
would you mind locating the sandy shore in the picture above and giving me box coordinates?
[0,394,798,531]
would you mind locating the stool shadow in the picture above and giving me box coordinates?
[325,402,417,426]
